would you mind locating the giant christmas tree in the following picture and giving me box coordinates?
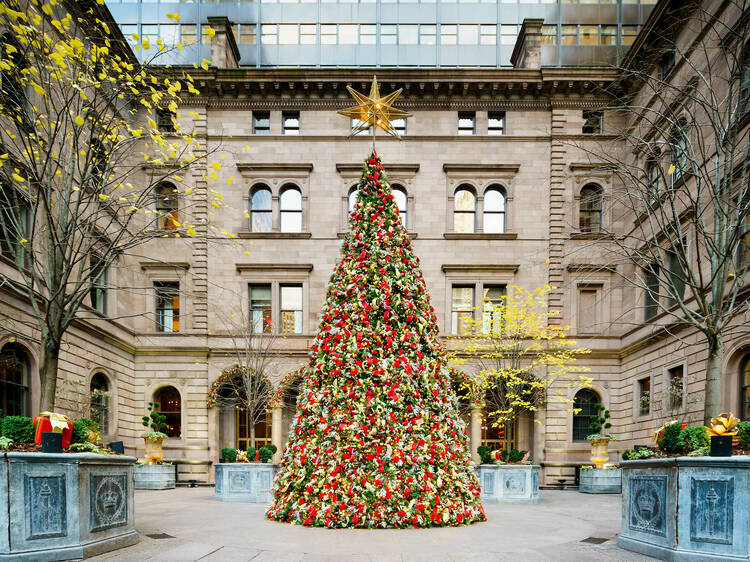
[266,150,486,528]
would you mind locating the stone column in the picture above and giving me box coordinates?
[271,406,283,464]
[470,405,483,464]
[509,18,543,70]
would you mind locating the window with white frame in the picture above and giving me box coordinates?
[280,284,303,334]
[451,285,474,335]
[392,185,407,228]
[249,186,272,232]
[279,186,302,233]
[453,187,476,232]
[249,284,272,333]
[483,186,506,233]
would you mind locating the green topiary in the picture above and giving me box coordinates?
[2,416,33,443]
[477,445,491,464]
[679,426,709,453]
[622,448,655,460]
[70,418,100,445]
[221,447,237,462]
[259,445,274,461]
[587,403,613,439]
[659,421,684,454]
[246,446,257,461]
[508,449,527,463]
[737,421,750,448]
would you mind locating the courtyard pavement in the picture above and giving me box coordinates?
[91,488,655,561]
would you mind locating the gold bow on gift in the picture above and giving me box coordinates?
[37,411,71,433]
[706,412,740,437]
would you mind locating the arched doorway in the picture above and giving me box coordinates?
[0,342,30,416]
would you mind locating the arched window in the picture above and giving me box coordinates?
[572,388,600,441]
[156,183,179,231]
[348,186,359,223]
[392,185,407,229]
[741,355,750,421]
[249,185,272,232]
[0,342,30,416]
[90,373,110,434]
[154,386,182,438]
[1,33,26,117]
[453,186,476,233]
[579,184,603,233]
[670,119,689,180]
[483,186,506,233]
[279,185,302,233]
[646,158,661,206]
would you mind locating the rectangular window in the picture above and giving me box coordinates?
[480,25,496,46]
[321,25,336,45]
[458,111,475,135]
[577,287,598,334]
[351,118,371,136]
[561,25,577,45]
[155,281,180,332]
[668,365,684,409]
[156,108,176,133]
[0,188,29,267]
[579,25,598,46]
[280,284,303,334]
[451,285,474,335]
[300,24,315,45]
[250,284,272,333]
[160,25,180,45]
[380,25,397,45]
[339,25,358,45]
[282,111,300,135]
[482,284,506,334]
[639,377,651,416]
[420,25,436,45]
[667,250,685,307]
[644,264,660,320]
[600,25,617,45]
[458,25,479,45]
[392,118,406,136]
[541,25,556,45]
[659,50,676,79]
[488,111,505,135]
[142,24,159,41]
[253,111,270,135]
[582,110,603,134]
[90,255,107,315]
[360,25,376,45]
[440,24,457,45]
[738,214,750,269]
[399,25,418,45]
[621,25,638,46]
[239,24,256,45]
[501,25,518,46]
[278,24,298,45]
[261,24,278,45]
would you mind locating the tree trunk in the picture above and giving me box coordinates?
[703,335,724,426]
[39,334,61,412]
[250,422,256,450]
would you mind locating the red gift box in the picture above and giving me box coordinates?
[33,417,73,449]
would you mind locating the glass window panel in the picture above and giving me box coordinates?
[454,188,475,211]
[458,25,478,45]
[160,25,180,44]
[280,188,302,210]
[501,25,518,45]
[142,24,158,39]
[251,188,272,211]
[541,25,556,45]
[240,24,256,44]
[381,25,397,45]
[561,25,577,45]
[392,118,406,135]
[482,284,506,333]
[399,25,418,45]
[441,25,457,45]
[261,24,277,44]
[0,343,30,416]
[321,25,336,45]
[580,25,598,46]
[484,188,505,212]
[488,111,504,135]
[572,389,600,441]
[253,111,270,134]
[458,111,475,135]
[420,25,436,45]
[360,25,376,44]
[278,24,298,45]
[392,187,407,227]
[484,213,504,234]
[480,25,496,45]
[451,286,474,335]
[250,285,272,333]
[280,212,301,232]
[155,387,181,438]
[639,378,651,415]
[339,25,358,45]
[281,285,303,334]
[600,25,617,45]
[155,281,180,333]
[621,25,638,46]
[300,25,316,44]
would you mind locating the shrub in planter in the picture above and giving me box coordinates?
[622,448,655,460]
[737,421,750,448]
[221,447,237,462]
[679,425,709,453]
[1,416,33,443]
[247,446,257,461]
[268,444,277,455]
[259,445,274,462]
[71,418,100,445]
[477,445,491,464]
[656,421,685,454]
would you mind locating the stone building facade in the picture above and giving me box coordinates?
[2,0,749,486]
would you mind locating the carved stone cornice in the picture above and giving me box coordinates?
[235,163,313,178]
[235,263,314,273]
[336,163,420,177]
[139,261,191,271]
[441,264,519,273]
[443,163,521,177]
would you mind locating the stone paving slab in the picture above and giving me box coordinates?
[90,488,655,561]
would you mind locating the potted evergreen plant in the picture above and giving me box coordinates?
[580,403,621,494]
[142,401,168,464]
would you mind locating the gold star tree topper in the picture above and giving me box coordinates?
[337,76,412,139]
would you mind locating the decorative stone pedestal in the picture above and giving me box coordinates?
[134,464,175,490]
[476,464,540,504]
[0,452,138,561]
[579,468,621,494]
[619,456,750,561]
[214,463,277,502]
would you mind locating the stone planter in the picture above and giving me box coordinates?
[579,468,621,494]
[215,462,277,502]
[143,436,164,465]
[476,464,540,504]
[134,463,175,490]
[619,456,750,561]
[0,452,138,561]
[589,437,611,469]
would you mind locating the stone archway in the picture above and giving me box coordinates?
[269,367,304,463]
